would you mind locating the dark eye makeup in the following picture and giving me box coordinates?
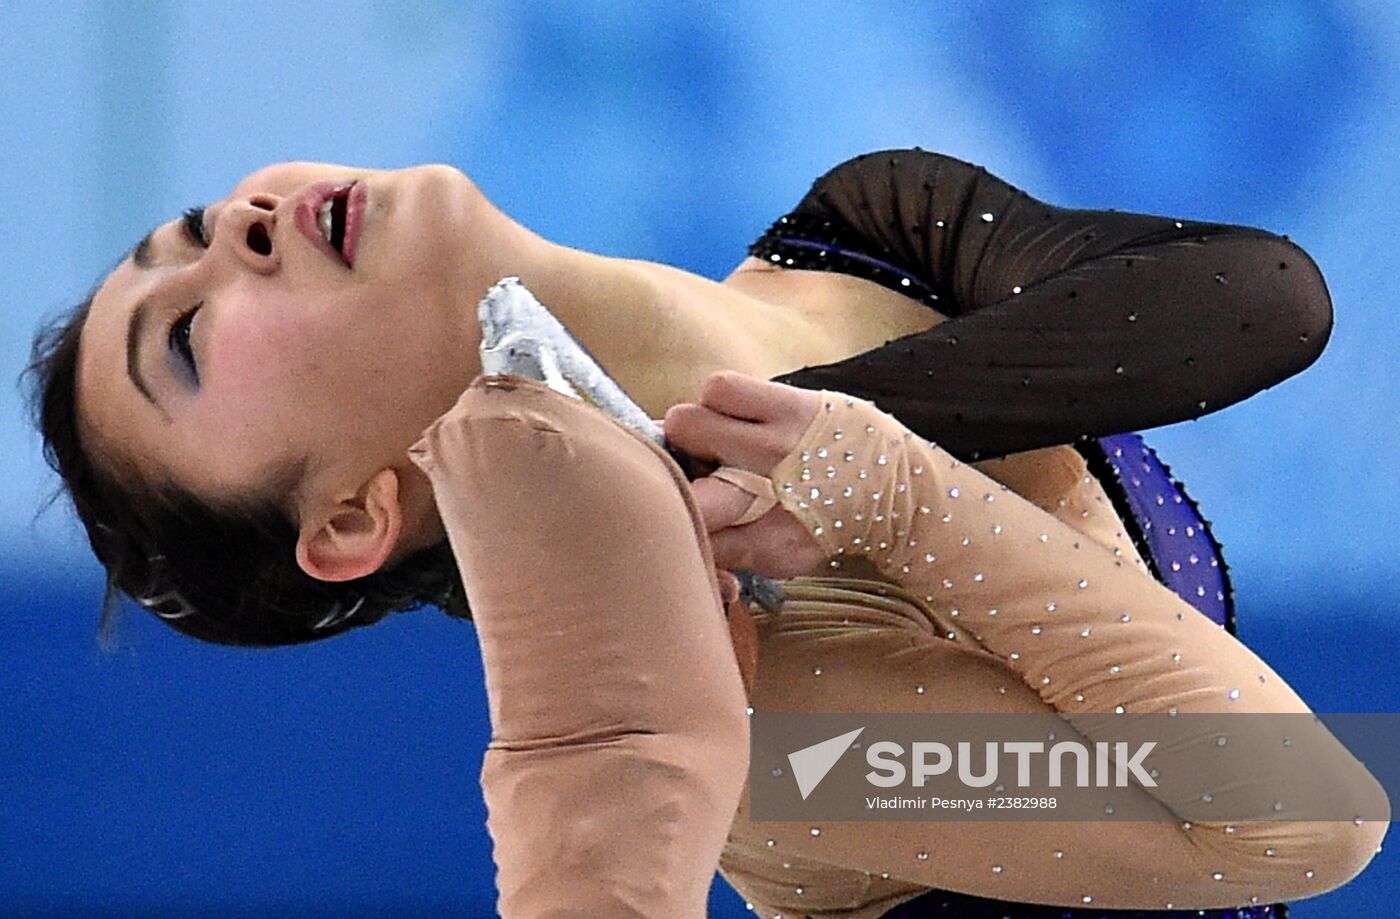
[181,206,209,247]
[167,304,202,385]
[165,205,209,386]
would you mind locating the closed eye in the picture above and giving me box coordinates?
[182,206,209,248]
[168,303,201,384]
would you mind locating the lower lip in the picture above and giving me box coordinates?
[293,181,367,269]
[342,182,366,268]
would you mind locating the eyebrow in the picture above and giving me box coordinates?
[126,298,160,411]
[131,227,157,269]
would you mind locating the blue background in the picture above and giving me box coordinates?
[2,2,1396,916]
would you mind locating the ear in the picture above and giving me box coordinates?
[295,467,404,583]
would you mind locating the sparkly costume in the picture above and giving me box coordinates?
[736,150,1337,915]
[406,153,1384,918]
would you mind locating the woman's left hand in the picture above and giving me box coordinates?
[662,371,829,580]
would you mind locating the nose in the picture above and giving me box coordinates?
[214,193,281,274]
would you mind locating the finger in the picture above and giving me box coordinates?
[708,467,777,525]
[700,371,824,443]
[707,522,760,573]
[708,511,826,581]
[663,403,785,469]
[697,370,772,421]
[690,476,759,533]
[701,370,816,423]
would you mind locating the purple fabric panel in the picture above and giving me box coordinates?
[1097,433,1231,627]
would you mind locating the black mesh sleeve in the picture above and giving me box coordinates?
[752,149,1332,460]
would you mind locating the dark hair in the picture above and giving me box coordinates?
[24,293,471,649]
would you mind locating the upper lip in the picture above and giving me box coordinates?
[292,180,355,266]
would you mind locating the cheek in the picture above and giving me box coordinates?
[205,298,340,437]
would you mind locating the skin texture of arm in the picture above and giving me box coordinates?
[752,150,1333,460]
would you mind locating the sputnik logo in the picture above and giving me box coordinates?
[788,727,865,800]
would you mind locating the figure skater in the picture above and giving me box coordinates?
[27,151,1382,917]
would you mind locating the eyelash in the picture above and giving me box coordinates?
[170,205,208,383]
[168,303,202,384]
[182,206,209,247]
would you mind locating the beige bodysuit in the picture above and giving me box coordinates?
[407,375,1386,919]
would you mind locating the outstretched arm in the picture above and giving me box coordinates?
[753,150,1332,459]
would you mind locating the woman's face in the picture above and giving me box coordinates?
[77,162,498,511]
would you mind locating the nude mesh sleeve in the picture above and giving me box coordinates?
[728,390,1387,911]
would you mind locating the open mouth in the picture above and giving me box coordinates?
[317,186,351,255]
[295,180,364,268]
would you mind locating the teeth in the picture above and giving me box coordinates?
[317,199,334,243]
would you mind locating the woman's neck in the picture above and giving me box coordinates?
[491,224,945,419]
[507,243,834,417]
